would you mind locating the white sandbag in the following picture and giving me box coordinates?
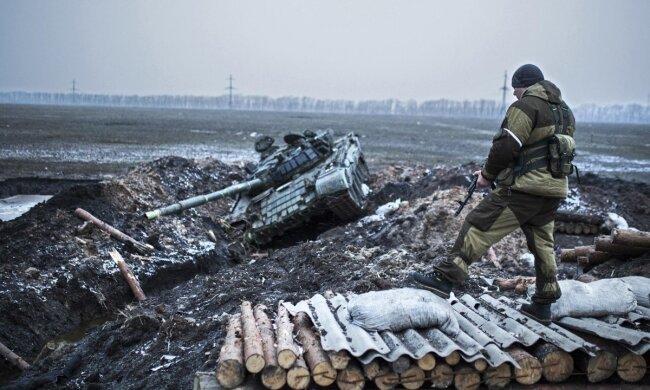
[620,276,650,308]
[347,288,459,336]
[528,279,637,320]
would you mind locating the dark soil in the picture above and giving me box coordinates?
[1,157,649,389]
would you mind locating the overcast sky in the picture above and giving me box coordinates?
[1,1,648,106]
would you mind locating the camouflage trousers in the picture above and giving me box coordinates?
[435,189,562,304]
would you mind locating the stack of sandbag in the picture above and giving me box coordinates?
[347,287,460,336]
[528,278,638,320]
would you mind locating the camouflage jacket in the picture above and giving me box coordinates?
[481,80,576,198]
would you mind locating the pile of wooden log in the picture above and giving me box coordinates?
[560,228,650,266]
[213,301,648,390]
[554,211,604,236]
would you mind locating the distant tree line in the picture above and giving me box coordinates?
[1,91,649,124]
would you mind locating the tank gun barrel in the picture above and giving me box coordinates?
[145,178,266,220]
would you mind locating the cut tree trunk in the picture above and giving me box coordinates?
[507,347,542,385]
[416,352,436,371]
[575,350,617,383]
[286,355,310,390]
[577,250,612,265]
[254,305,286,390]
[109,249,146,301]
[336,360,365,390]
[400,365,425,390]
[556,211,604,225]
[612,228,650,248]
[75,208,153,254]
[293,312,336,387]
[472,358,488,372]
[430,363,453,389]
[533,342,573,383]
[0,340,30,371]
[559,245,594,262]
[363,360,381,380]
[453,364,481,390]
[391,355,411,373]
[617,351,647,383]
[594,235,648,257]
[216,314,245,389]
[444,350,461,366]
[483,363,511,389]
[275,303,297,369]
[328,349,351,370]
[241,301,265,374]
[374,362,399,390]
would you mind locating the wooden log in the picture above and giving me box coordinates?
[241,301,265,374]
[328,349,351,370]
[575,350,617,383]
[554,221,564,233]
[275,303,297,369]
[363,359,381,380]
[453,364,481,390]
[612,228,650,248]
[416,352,436,371]
[617,351,647,383]
[533,342,573,383]
[472,358,488,373]
[507,347,542,385]
[594,235,648,257]
[0,340,31,371]
[336,360,365,390]
[574,223,584,235]
[560,245,594,262]
[374,362,399,390]
[564,222,575,234]
[400,365,425,390]
[216,314,245,389]
[109,248,146,301]
[483,363,511,389]
[556,211,604,225]
[430,363,454,389]
[494,276,535,291]
[254,305,286,389]
[75,208,153,254]
[444,351,461,366]
[286,355,310,390]
[293,312,336,387]
[391,355,411,373]
[577,250,612,266]
[590,224,600,235]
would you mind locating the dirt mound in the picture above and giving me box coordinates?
[1,158,648,388]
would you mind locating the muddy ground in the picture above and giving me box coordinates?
[1,152,649,389]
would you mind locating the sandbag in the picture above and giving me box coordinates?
[347,288,459,336]
[620,276,650,308]
[528,279,637,320]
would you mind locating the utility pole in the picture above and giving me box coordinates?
[71,79,77,104]
[225,75,236,108]
[500,70,508,114]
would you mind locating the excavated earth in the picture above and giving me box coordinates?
[1,157,649,389]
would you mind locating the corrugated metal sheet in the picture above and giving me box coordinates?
[284,290,650,369]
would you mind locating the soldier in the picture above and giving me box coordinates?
[410,64,576,324]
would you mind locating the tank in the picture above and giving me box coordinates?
[146,129,370,244]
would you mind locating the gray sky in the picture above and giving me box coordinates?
[1,1,649,106]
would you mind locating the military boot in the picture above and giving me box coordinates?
[520,302,552,325]
[409,270,453,298]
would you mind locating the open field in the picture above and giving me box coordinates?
[1,104,649,183]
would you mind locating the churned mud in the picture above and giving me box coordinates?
[1,154,649,388]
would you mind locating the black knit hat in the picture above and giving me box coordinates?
[512,64,544,88]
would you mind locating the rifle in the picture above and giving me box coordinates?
[455,175,478,216]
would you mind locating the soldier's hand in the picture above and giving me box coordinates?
[473,170,492,188]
